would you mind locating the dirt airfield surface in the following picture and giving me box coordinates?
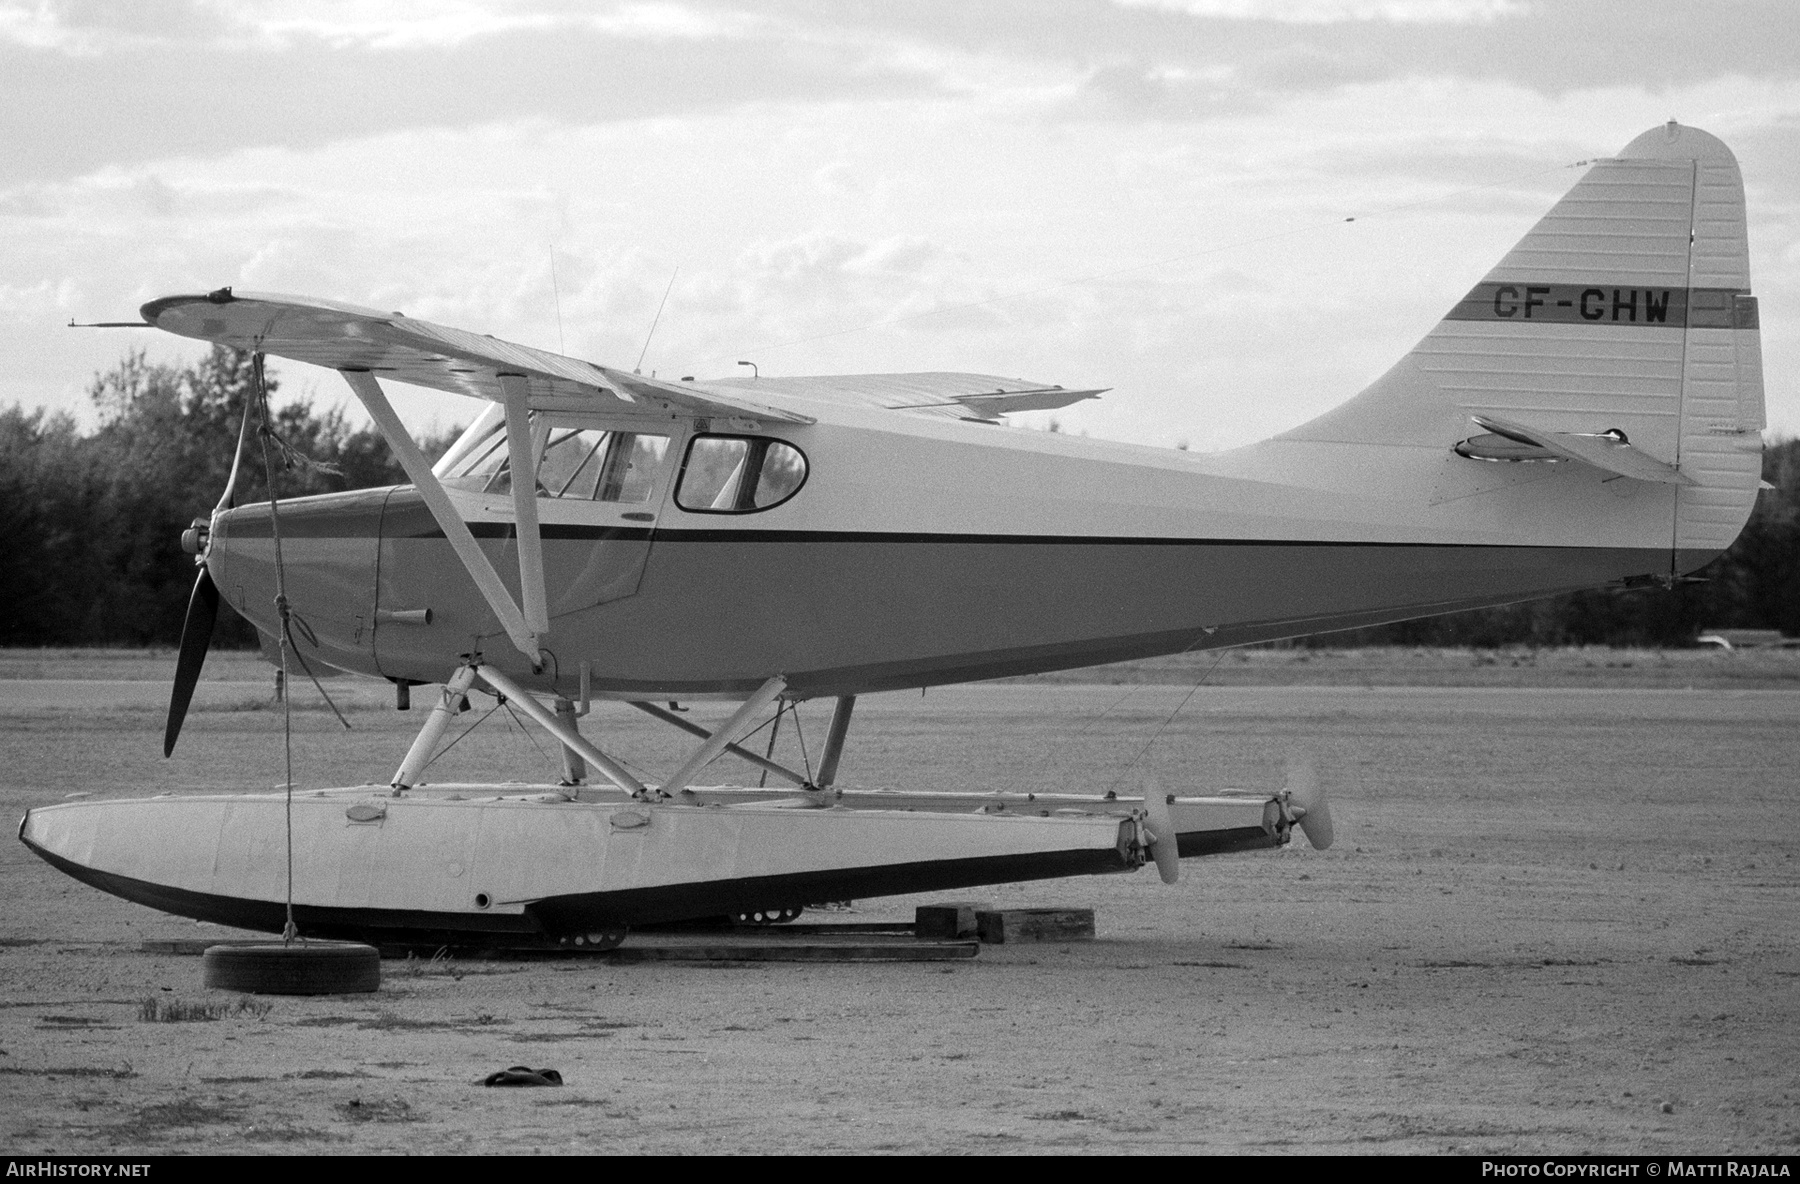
[1,647,1797,1156]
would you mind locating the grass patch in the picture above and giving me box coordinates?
[0,1063,136,1079]
[241,1124,348,1144]
[403,948,464,980]
[334,1096,416,1123]
[138,997,272,1022]
[136,1099,236,1126]
[112,1097,241,1140]
[352,1011,504,1031]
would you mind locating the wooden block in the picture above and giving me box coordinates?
[974,908,1095,944]
[915,902,991,940]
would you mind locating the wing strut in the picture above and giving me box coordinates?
[497,374,551,635]
[339,369,542,663]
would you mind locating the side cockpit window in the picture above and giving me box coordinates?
[537,429,669,502]
[675,435,807,514]
[442,423,669,503]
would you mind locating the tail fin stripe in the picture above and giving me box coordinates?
[1444,283,1749,327]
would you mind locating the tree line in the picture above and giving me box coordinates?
[1,347,1795,649]
[0,347,458,647]
[1311,436,1799,647]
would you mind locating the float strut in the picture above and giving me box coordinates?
[815,695,856,790]
[473,665,647,797]
[658,676,787,796]
[628,701,809,787]
[554,698,587,786]
[391,664,479,792]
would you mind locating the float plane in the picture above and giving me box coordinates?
[20,122,1765,949]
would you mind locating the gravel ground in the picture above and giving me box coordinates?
[2,650,1796,1154]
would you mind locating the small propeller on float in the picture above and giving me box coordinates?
[1283,751,1334,850]
[163,386,253,757]
[1141,776,1181,884]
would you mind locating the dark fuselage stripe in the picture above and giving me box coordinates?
[228,522,1619,550]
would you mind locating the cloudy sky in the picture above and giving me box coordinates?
[4,0,1797,449]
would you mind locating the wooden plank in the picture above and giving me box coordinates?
[141,939,268,955]
[640,921,915,936]
[597,940,977,964]
[915,902,992,940]
[734,922,913,936]
[974,908,1095,944]
[151,928,963,963]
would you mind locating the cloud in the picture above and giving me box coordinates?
[7,1,1798,199]
[244,0,765,51]
[0,0,765,52]
[4,11,1799,444]
[1111,0,1527,23]
[0,9,941,187]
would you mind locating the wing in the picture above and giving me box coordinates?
[700,372,1106,421]
[140,289,814,425]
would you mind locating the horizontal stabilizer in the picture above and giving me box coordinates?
[1470,414,1694,486]
[942,387,1106,420]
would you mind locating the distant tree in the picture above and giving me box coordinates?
[1711,437,1800,636]
[0,347,460,647]
[0,407,102,644]
[1299,438,1800,648]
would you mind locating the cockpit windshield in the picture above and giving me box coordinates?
[442,423,670,503]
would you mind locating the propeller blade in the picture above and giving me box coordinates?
[1286,753,1334,850]
[164,566,220,757]
[1142,777,1180,884]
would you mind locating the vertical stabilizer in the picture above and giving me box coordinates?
[1281,122,1763,570]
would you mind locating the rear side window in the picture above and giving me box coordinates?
[675,435,808,513]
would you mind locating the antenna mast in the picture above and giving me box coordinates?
[635,267,678,375]
[548,251,566,354]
